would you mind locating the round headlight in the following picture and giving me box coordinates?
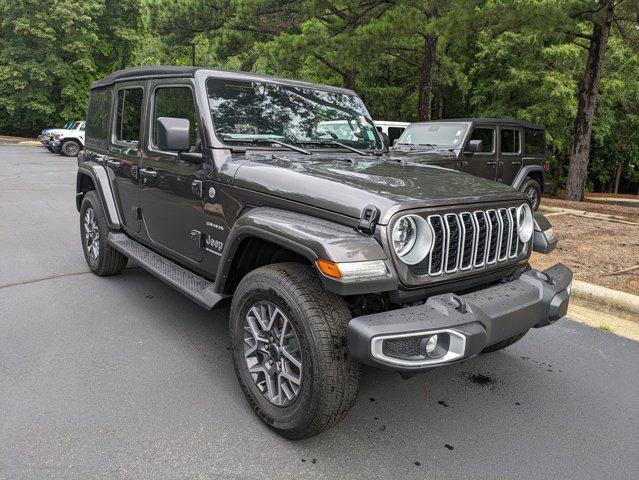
[391,214,433,265]
[517,204,533,243]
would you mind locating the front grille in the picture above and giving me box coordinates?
[409,206,528,278]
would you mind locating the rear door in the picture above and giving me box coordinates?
[138,81,206,262]
[106,84,146,233]
[462,125,497,180]
[523,127,547,169]
[497,126,522,184]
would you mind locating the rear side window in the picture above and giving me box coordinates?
[500,128,520,153]
[85,89,111,147]
[115,88,144,144]
[469,127,494,153]
[152,86,199,151]
[524,128,545,154]
[388,127,405,145]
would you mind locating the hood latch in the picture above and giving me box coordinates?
[358,204,380,234]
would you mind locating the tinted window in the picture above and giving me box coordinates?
[524,128,545,154]
[86,89,111,145]
[115,88,143,144]
[388,127,405,144]
[153,87,199,151]
[469,127,494,153]
[500,128,520,153]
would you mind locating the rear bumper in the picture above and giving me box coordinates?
[347,263,572,372]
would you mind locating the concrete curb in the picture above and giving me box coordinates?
[572,280,639,315]
[539,205,639,225]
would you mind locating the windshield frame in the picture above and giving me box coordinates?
[203,73,384,154]
[393,121,471,150]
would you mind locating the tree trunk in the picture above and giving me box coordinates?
[417,34,437,121]
[613,160,623,194]
[436,84,444,119]
[564,1,615,201]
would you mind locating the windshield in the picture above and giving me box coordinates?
[71,121,83,130]
[207,78,382,150]
[395,122,468,148]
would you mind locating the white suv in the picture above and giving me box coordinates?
[50,121,85,156]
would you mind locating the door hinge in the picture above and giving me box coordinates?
[191,180,203,198]
[190,229,204,248]
[358,204,380,234]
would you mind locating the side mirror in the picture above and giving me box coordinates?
[380,132,390,148]
[466,139,482,153]
[156,117,191,152]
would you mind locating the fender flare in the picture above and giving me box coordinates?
[213,207,397,295]
[76,162,121,229]
[512,165,546,192]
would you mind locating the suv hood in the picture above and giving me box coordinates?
[233,153,524,224]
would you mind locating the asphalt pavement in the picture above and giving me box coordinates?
[1,143,638,479]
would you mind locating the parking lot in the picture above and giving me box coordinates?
[1,143,638,479]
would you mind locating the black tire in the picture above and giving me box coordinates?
[520,177,542,210]
[230,263,359,440]
[482,330,529,353]
[61,140,81,157]
[80,190,128,276]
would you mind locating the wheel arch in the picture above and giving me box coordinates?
[76,162,121,229]
[213,207,396,296]
[512,165,546,193]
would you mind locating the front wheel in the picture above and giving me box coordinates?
[229,263,359,439]
[61,140,81,157]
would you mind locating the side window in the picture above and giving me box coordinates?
[152,86,199,151]
[524,128,545,154]
[114,88,144,144]
[85,89,111,146]
[469,128,494,153]
[500,128,520,154]
[388,127,405,145]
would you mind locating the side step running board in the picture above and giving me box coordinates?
[108,232,228,309]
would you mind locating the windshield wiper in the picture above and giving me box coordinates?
[299,140,371,156]
[222,137,311,155]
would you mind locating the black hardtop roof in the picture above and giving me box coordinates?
[90,66,356,95]
[411,118,545,130]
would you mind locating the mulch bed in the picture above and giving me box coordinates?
[530,214,639,295]
[542,197,639,223]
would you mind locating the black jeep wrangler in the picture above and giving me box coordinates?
[76,67,571,439]
[391,119,549,210]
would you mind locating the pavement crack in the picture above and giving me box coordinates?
[0,271,92,290]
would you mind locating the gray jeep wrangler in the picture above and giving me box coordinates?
[76,66,571,439]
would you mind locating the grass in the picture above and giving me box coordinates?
[598,325,613,332]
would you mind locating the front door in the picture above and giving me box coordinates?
[498,126,523,184]
[139,82,206,263]
[106,84,145,233]
[462,125,497,180]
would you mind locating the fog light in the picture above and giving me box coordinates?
[425,335,438,354]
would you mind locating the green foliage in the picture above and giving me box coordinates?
[0,0,142,135]
[0,0,638,192]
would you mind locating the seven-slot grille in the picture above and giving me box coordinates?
[409,206,528,277]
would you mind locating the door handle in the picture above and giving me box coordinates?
[486,161,497,166]
[461,161,469,167]
[511,160,522,165]
[139,168,158,179]
[106,159,121,169]
[92,154,107,165]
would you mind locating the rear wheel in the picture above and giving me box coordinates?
[482,330,529,353]
[520,178,542,210]
[61,140,81,157]
[229,263,359,439]
[80,191,128,276]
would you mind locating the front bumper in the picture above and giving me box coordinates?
[347,263,572,371]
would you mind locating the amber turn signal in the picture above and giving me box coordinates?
[316,259,342,279]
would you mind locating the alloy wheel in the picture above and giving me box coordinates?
[243,301,303,407]
[83,208,100,260]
